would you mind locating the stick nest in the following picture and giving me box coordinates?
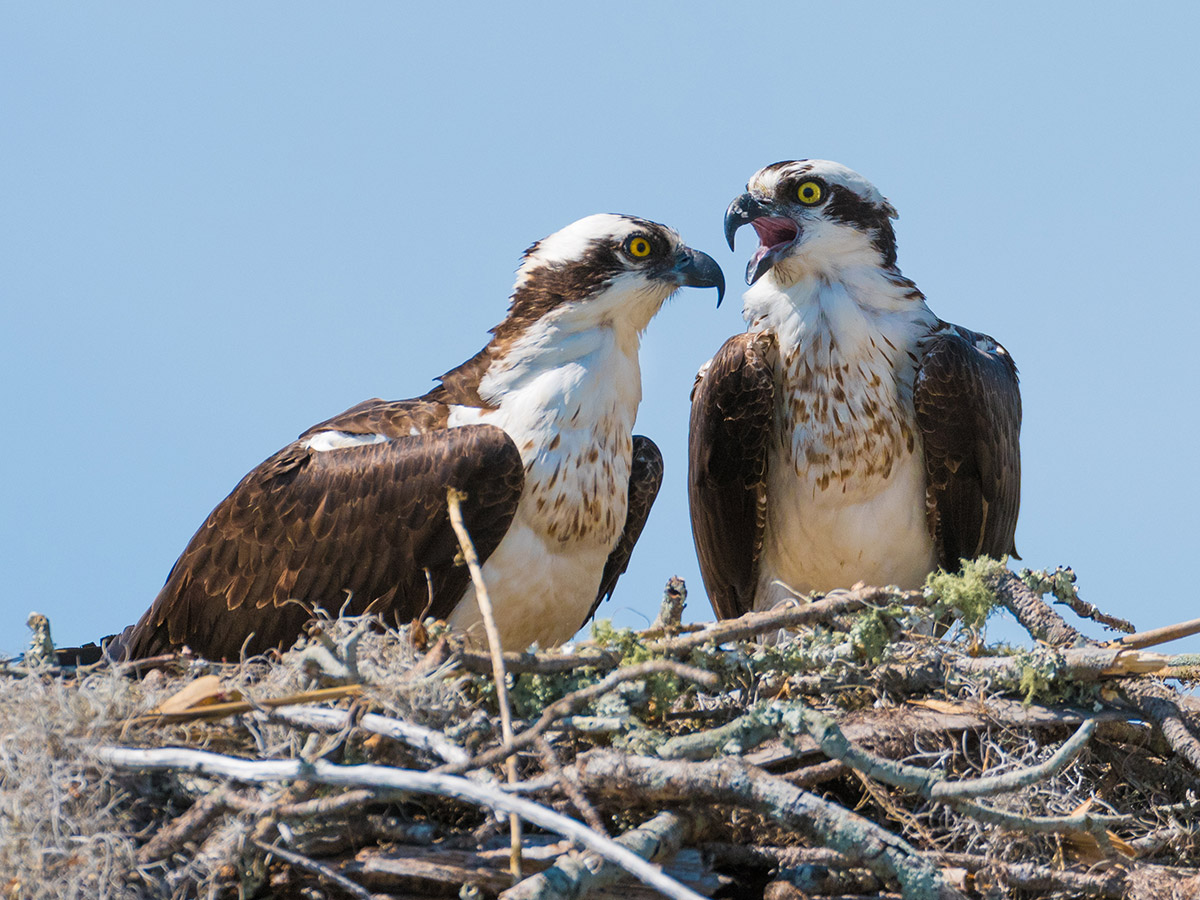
[5,560,1200,900]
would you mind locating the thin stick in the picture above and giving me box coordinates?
[264,705,469,766]
[131,685,363,725]
[97,747,707,900]
[251,837,374,899]
[447,488,523,879]
[454,585,924,676]
[1118,616,1200,650]
[502,811,687,900]
[444,659,719,775]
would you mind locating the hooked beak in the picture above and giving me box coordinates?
[672,246,726,307]
[724,192,801,285]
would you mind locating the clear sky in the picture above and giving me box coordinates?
[4,3,1199,656]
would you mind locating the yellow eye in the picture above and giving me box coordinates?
[796,180,823,205]
[627,236,652,258]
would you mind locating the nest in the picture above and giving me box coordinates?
[5,559,1200,900]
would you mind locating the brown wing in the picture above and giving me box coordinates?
[915,323,1021,569]
[300,397,451,439]
[585,435,664,624]
[688,332,777,620]
[114,424,523,660]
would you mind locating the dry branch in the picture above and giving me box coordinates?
[501,811,688,900]
[574,751,967,900]
[97,746,706,900]
[983,569,1083,647]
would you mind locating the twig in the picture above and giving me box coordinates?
[795,704,1099,801]
[445,659,719,775]
[251,837,373,900]
[226,788,379,818]
[136,786,232,863]
[97,747,708,900]
[650,586,925,656]
[501,811,688,900]
[448,488,523,878]
[1119,616,1200,650]
[263,705,469,765]
[1117,677,1200,772]
[711,845,1127,900]
[130,685,364,725]
[985,569,1083,647]
[454,586,923,676]
[649,576,688,635]
[781,759,849,788]
[574,751,966,900]
[533,735,609,836]
[1020,566,1135,633]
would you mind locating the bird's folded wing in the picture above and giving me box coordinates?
[116,424,523,660]
[586,434,664,624]
[915,324,1021,568]
[688,331,777,620]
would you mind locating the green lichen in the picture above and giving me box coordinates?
[848,610,891,664]
[1020,565,1080,606]
[925,557,1008,629]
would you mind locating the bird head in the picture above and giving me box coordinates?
[498,214,725,342]
[725,160,899,287]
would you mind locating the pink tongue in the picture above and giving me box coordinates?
[751,217,799,249]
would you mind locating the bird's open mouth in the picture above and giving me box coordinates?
[747,217,800,284]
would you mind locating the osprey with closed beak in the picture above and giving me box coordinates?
[689,160,1020,618]
[114,214,723,660]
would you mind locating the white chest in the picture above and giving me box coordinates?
[445,327,641,649]
[744,274,938,607]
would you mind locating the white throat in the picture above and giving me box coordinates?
[743,264,932,354]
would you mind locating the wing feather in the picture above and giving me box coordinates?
[914,323,1021,569]
[687,332,777,620]
[586,435,664,624]
[115,424,524,660]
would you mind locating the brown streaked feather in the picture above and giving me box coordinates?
[300,397,451,439]
[585,435,664,624]
[114,425,524,661]
[914,323,1021,569]
[688,332,778,620]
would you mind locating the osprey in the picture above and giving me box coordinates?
[689,160,1020,618]
[113,214,724,660]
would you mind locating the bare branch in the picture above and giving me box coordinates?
[97,746,708,900]
[262,704,469,766]
[444,659,718,775]
[1119,616,1200,650]
[501,811,688,900]
[574,751,967,900]
[985,569,1083,647]
[252,837,373,900]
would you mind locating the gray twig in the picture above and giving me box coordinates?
[501,811,688,900]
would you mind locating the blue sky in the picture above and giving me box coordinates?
[4,3,1199,656]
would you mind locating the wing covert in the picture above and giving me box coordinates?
[688,332,777,620]
[116,424,524,660]
[914,324,1021,569]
